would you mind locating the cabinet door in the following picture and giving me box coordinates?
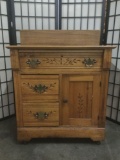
[62,74,101,127]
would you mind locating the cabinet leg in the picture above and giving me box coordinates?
[17,130,31,143]
[91,136,103,143]
[17,138,31,143]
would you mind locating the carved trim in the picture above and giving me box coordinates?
[28,57,81,66]
[62,58,81,65]
[26,56,81,65]
[43,58,61,64]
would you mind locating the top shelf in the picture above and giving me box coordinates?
[6,45,116,50]
[20,30,101,46]
[6,30,116,50]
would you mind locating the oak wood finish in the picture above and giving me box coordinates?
[23,103,59,127]
[7,30,115,142]
[19,52,102,69]
[17,127,105,142]
[20,30,100,46]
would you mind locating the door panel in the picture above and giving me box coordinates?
[69,81,93,119]
[62,74,101,127]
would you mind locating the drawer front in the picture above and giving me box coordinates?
[20,75,59,102]
[19,52,102,69]
[23,103,59,126]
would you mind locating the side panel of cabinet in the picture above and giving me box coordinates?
[62,74,101,127]
[13,71,23,127]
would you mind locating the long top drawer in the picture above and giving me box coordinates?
[19,51,103,69]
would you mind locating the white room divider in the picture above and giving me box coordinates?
[0,0,15,120]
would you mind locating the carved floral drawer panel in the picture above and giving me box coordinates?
[19,52,103,69]
[20,75,59,102]
[23,103,59,127]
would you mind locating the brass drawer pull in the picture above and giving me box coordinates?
[26,59,40,68]
[82,58,97,67]
[34,112,49,120]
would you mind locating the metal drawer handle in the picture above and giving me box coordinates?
[34,112,50,120]
[82,58,97,67]
[26,59,40,68]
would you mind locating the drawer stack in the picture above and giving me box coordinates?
[20,75,59,127]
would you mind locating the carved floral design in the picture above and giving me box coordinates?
[32,57,82,66]
[23,82,56,94]
[43,57,81,65]
[78,93,84,118]
[62,58,81,65]
[43,58,61,65]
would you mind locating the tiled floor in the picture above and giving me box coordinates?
[0,117,120,160]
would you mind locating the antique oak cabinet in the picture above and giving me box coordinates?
[7,30,115,142]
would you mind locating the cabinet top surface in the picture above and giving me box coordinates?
[7,45,116,50]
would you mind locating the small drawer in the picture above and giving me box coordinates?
[20,75,59,102]
[23,103,59,127]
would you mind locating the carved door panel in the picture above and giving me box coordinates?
[62,74,101,127]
